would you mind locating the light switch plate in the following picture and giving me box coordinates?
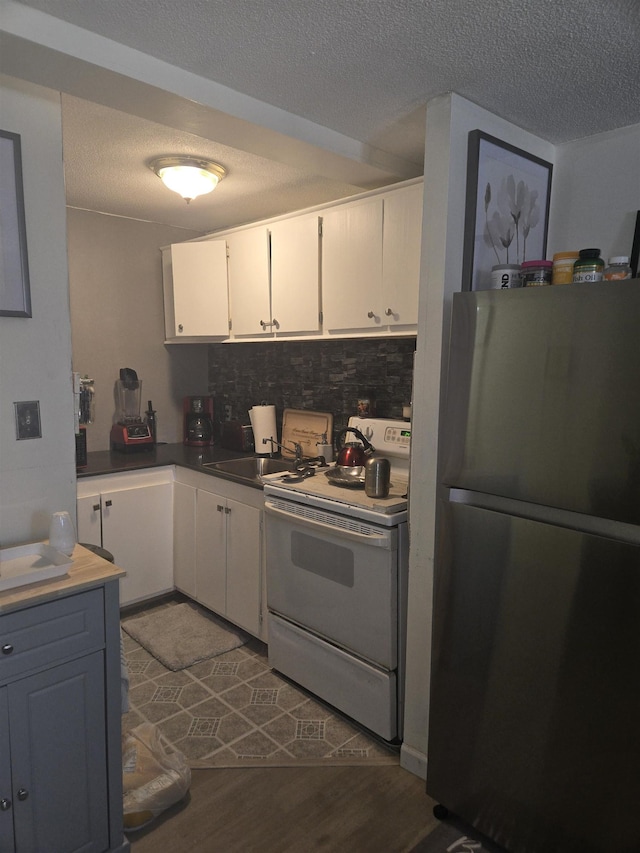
[14,400,41,439]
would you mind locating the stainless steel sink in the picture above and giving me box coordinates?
[202,456,295,482]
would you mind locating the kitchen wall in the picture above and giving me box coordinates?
[67,209,206,451]
[207,337,415,440]
[0,76,76,546]
[550,123,640,261]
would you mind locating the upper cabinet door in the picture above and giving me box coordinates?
[382,183,423,326]
[270,214,321,334]
[227,226,271,336]
[169,241,229,338]
[322,198,384,332]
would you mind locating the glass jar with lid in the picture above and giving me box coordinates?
[552,251,579,285]
[603,256,632,280]
[521,260,553,287]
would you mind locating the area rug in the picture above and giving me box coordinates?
[121,601,249,671]
[122,600,399,769]
[410,820,504,852]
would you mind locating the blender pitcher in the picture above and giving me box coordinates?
[110,368,154,451]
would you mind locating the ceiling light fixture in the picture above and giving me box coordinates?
[150,157,227,203]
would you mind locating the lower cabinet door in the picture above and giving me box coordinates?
[9,653,109,853]
[0,688,14,852]
[225,499,262,637]
[195,489,227,613]
[101,482,173,606]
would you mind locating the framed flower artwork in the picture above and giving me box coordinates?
[462,130,553,291]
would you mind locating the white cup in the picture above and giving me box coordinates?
[49,511,76,556]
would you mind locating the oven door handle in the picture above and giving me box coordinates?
[264,500,396,549]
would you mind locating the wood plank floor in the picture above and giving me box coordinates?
[127,764,439,852]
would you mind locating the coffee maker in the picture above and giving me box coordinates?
[184,396,215,446]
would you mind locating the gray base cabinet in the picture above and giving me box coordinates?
[0,584,128,853]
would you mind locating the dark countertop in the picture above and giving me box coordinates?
[77,442,261,487]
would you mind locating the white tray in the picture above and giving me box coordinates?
[0,543,72,592]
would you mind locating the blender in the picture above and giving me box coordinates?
[110,368,154,452]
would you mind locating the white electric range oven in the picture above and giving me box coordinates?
[263,417,410,741]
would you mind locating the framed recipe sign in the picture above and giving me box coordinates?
[462,130,553,292]
[0,129,32,317]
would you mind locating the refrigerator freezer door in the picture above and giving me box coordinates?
[427,501,640,851]
[442,282,640,524]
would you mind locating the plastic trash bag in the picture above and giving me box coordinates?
[122,722,191,831]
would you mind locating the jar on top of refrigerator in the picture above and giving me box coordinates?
[521,260,553,286]
[552,251,579,285]
[573,248,604,283]
[603,256,632,280]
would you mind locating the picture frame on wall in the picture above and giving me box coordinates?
[462,130,553,292]
[0,129,32,317]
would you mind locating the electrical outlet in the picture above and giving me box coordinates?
[224,404,232,421]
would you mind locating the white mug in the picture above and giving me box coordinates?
[49,511,76,556]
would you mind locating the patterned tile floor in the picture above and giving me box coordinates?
[122,602,399,768]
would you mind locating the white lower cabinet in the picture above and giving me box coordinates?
[173,470,265,640]
[78,467,265,637]
[77,469,174,607]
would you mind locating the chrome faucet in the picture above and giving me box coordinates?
[262,437,303,465]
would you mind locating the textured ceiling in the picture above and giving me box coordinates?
[3,0,640,231]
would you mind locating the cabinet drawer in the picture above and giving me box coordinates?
[0,589,104,682]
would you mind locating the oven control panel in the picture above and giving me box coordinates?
[347,417,411,459]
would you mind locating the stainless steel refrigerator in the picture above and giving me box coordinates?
[427,281,640,852]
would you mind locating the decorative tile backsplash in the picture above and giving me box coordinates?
[207,337,415,439]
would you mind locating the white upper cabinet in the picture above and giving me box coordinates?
[322,197,384,333]
[226,226,271,336]
[381,182,423,326]
[162,178,422,342]
[164,240,229,339]
[322,182,422,333]
[270,214,321,334]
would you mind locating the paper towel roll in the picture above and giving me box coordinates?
[249,405,277,454]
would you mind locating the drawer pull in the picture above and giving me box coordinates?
[0,798,11,811]
[17,788,28,802]
[1,644,14,655]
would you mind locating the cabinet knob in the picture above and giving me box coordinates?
[367,311,380,321]
[272,318,279,329]
[105,499,112,507]
[225,507,231,514]
[178,323,184,333]
[93,503,100,512]
[1,644,14,655]
[217,505,224,512]
[0,798,11,811]
[385,307,394,316]
[16,788,28,802]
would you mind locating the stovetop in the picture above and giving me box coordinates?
[263,465,408,514]
[262,417,411,525]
